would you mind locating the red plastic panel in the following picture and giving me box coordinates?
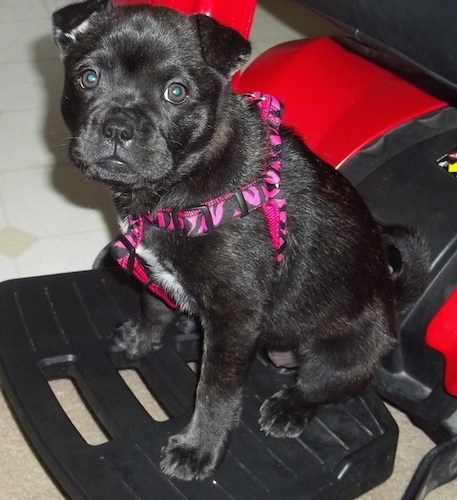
[426,289,457,396]
[237,37,447,168]
[112,0,256,38]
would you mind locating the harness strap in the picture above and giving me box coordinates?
[111,220,178,308]
[111,92,286,306]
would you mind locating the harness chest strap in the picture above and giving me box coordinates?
[111,92,287,308]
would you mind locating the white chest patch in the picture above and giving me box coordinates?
[136,244,193,312]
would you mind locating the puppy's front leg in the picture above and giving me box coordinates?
[114,291,176,359]
[160,316,257,480]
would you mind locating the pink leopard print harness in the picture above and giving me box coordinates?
[111,92,286,309]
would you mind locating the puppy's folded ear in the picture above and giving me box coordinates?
[52,0,110,55]
[193,14,251,77]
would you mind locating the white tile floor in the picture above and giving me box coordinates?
[0,0,455,498]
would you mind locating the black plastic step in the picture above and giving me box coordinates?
[0,269,397,499]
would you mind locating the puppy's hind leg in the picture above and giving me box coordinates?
[114,291,177,359]
[259,344,373,438]
[260,313,393,438]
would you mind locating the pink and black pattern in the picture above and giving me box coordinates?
[248,92,287,263]
[111,92,287,303]
[141,177,272,237]
[111,217,178,308]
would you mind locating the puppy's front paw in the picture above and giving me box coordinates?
[160,433,222,481]
[113,319,163,359]
[259,388,317,438]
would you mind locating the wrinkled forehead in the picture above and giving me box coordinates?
[73,9,202,73]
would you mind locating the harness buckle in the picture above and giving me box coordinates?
[171,205,214,235]
[234,189,249,217]
[171,211,182,233]
[115,234,137,275]
[195,205,214,232]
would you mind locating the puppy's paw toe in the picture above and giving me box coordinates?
[160,434,218,481]
[259,388,317,438]
[113,319,141,357]
[113,319,163,359]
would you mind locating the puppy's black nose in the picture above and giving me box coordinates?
[102,114,135,144]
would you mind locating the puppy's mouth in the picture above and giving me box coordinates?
[83,155,135,186]
[96,156,129,170]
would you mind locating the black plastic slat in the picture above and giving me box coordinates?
[133,355,196,418]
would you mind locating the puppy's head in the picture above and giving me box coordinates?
[53,0,251,190]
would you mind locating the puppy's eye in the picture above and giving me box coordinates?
[79,69,99,90]
[164,83,188,104]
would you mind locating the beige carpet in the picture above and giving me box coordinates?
[1,375,455,499]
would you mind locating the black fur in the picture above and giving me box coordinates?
[53,1,429,481]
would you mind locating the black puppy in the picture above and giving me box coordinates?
[53,0,428,481]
